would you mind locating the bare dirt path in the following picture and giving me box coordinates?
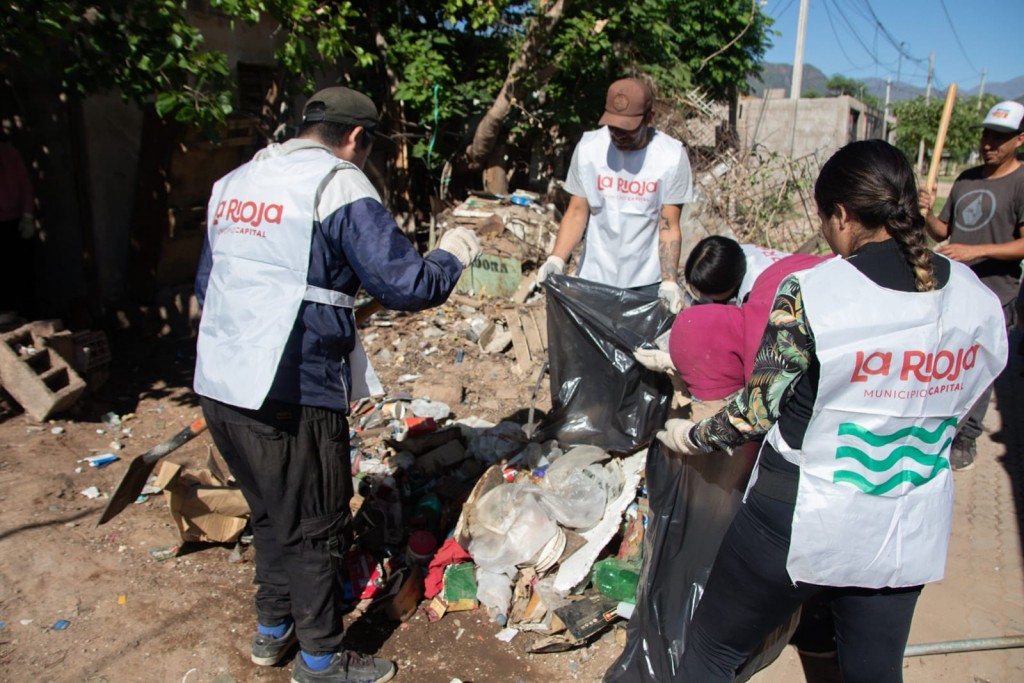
[1,319,1022,683]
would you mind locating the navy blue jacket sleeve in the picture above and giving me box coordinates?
[195,232,213,309]
[334,197,463,310]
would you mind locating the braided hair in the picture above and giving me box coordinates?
[815,140,936,292]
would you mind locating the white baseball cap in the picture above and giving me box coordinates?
[977,100,1024,134]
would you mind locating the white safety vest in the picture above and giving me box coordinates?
[574,128,687,288]
[762,256,1006,588]
[194,147,382,409]
[738,244,790,301]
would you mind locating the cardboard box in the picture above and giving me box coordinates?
[154,461,249,543]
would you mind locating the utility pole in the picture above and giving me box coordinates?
[883,77,892,141]
[978,68,987,111]
[919,51,934,174]
[925,51,934,103]
[790,0,810,100]
[896,42,906,93]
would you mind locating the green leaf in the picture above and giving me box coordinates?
[154,92,178,117]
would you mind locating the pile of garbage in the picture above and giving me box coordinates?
[344,401,650,650]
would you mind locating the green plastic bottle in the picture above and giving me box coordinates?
[592,557,640,603]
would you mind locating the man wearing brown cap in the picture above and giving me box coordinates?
[536,78,693,312]
[919,99,1024,471]
[194,86,480,683]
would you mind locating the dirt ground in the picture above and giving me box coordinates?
[1,303,1022,683]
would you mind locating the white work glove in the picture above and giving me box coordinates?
[535,255,565,284]
[658,280,684,314]
[437,226,482,267]
[656,418,702,455]
[19,214,34,240]
[633,347,676,375]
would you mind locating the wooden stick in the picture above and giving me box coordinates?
[925,84,958,196]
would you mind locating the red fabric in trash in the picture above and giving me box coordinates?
[668,304,745,401]
[423,536,473,599]
[741,254,828,379]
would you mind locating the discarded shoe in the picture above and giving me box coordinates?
[291,651,396,683]
[251,622,297,666]
[950,436,976,472]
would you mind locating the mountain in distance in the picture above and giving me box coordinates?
[747,63,829,97]
[749,63,1024,103]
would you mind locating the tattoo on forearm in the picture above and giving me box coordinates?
[659,239,680,280]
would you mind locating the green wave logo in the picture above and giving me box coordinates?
[832,420,956,495]
[834,465,950,495]
[836,439,953,472]
[837,418,957,446]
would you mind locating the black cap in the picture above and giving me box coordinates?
[302,87,380,129]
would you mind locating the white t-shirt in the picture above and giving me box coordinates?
[564,127,693,288]
[738,244,790,301]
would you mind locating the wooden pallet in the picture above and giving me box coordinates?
[502,305,547,373]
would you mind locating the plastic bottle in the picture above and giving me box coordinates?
[405,529,438,566]
[413,493,442,534]
[592,557,641,603]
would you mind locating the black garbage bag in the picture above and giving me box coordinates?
[604,439,797,682]
[537,274,674,453]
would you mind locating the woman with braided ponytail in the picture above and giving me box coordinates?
[650,141,1007,683]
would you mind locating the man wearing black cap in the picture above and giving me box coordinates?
[919,99,1024,470]
[536,77,694,312]
[193,86,481,683]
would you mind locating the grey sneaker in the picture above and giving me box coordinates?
[251,622,297,666]
[291,651,396,683]
[951,437,976,472]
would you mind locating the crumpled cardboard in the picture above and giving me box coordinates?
[154,460,249,543]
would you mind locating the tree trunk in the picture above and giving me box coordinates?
[461,0,568,176]
[370,11,412,214]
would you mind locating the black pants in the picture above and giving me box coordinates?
[200,396,353,656]
[960,299,1015,442]
[677,488,922,683]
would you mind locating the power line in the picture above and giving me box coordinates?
[828,0,882,64]
[767,0,798,21]
[821,0,874,72]
[937,0,980,73]
[857,0,925,64]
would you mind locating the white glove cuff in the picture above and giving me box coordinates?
[440,242,471,267]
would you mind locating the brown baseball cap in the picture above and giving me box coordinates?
[598,78,653,130]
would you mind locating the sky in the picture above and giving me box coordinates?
[761,0,1024,91]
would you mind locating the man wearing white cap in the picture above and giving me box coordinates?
[536,78,694,312]
[920,99,1024,470]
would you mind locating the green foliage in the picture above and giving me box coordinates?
[1,1,370,134]
[2,0,774,183]
[2,1,235,133]
[860,92,883,109]
[826,75,863,97]
[214,1,371,78]
[826,74,881,108]
[892,93,1000,163]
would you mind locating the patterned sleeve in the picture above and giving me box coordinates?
[691,274,814,451]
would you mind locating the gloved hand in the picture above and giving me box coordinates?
[656,418,702,455]
[18,214,34,240]
[535,255,565,284]
[633,346,676,375]
[658,280,683,313]
[437,226,482,267]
